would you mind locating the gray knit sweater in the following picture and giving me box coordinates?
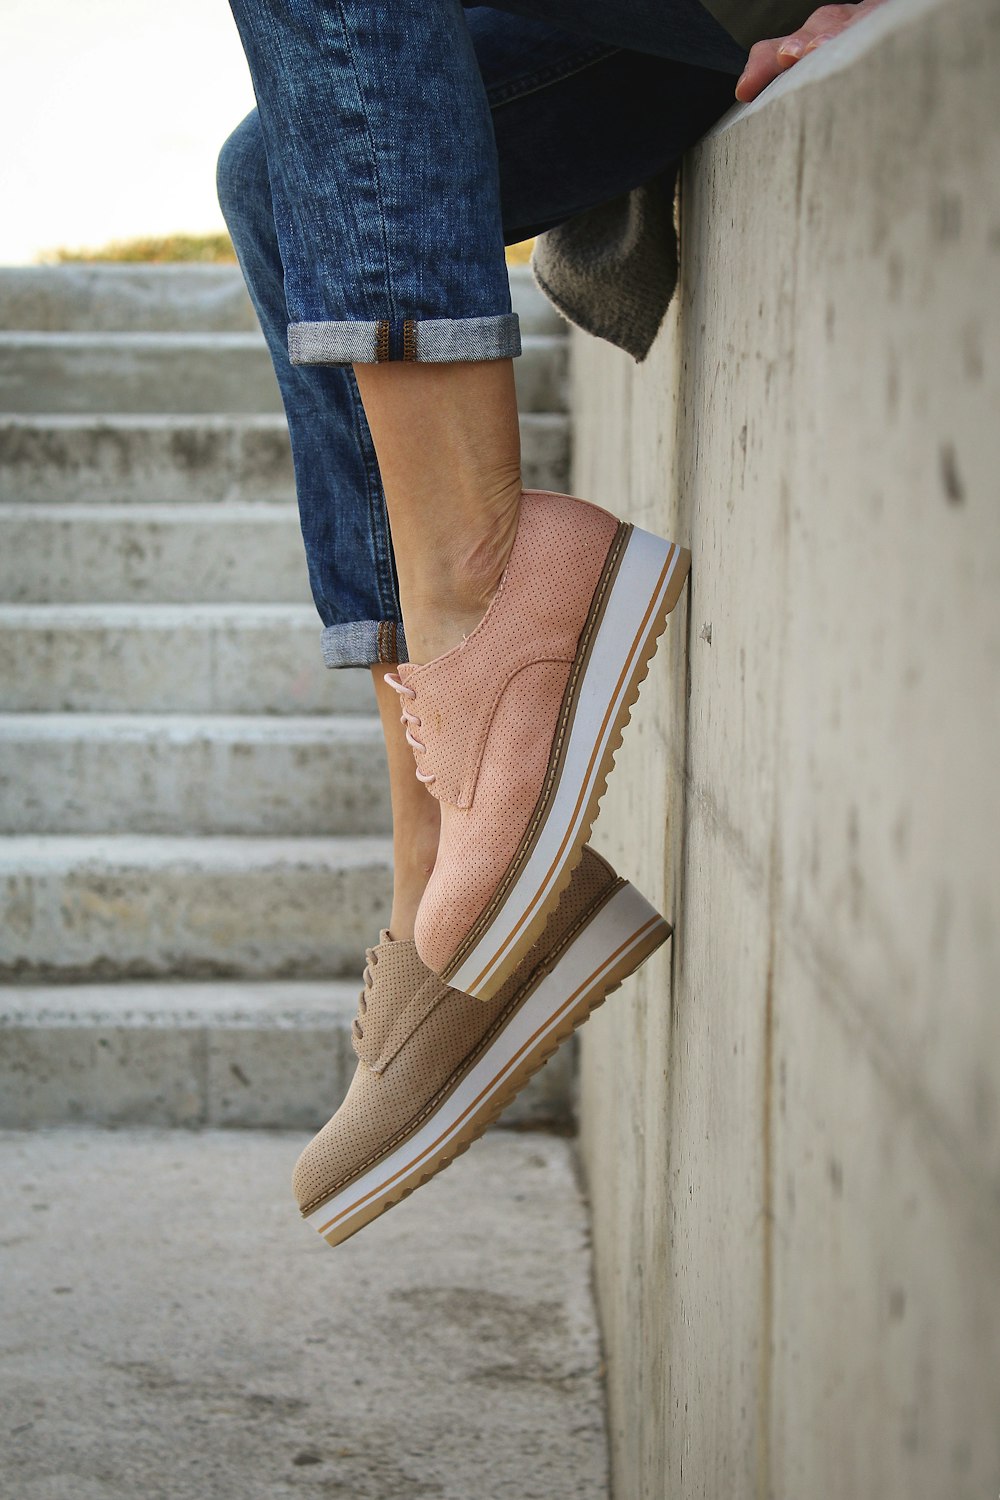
[531,175,679,363]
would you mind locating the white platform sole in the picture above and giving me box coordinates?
[304,881,669,1249]
[445,525,689,1001]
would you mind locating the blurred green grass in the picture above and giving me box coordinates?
[43,232,535,265]
[44,233,238,264]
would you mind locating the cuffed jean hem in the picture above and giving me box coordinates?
[321,619,409,669]
[288,313,521,366]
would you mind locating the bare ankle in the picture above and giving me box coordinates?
[452,478,521,610]
[403,478,521,662]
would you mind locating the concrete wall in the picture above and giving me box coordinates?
[572,0,1000,1495]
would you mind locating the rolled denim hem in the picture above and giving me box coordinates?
[321,619,409,669]
[288,313,521,366]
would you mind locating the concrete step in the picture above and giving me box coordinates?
[0,834,392,981]
[0,979,573,1129]
[0,1129,606,1500]
[0,410,570,504]
[521,411,572,493]
[0,261,565,335]
[0,265,261,334]
[0,502,312,605]
[508,264,571,336]
[0,331,282,415]
[0,603,372,714]
[0,414,297,503]
[0,714,391,836]
[0,330,567,415]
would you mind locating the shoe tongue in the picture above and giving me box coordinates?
[373,931,420,968]
[360,935,433,1059]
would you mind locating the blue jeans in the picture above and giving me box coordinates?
[218,1,745,668]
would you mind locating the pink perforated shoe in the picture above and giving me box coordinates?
[387,488,689,1000]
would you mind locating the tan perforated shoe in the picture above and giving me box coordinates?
[386,489,689,1000]
[293,846,670,1248]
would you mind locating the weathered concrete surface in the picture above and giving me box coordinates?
[0,264,262,333]
[0,332,287,414]
[0,835,393,981]
[0,411,569,504]
[0,604,374,714]
[0,980,358,1130]
[0,1128,608,1500]
[573,0,1000,1497]
[0,981,574,1130]
[0,330,566,416]
[0,415,298,504]
[0,502,311,605]
[0,715,391,836]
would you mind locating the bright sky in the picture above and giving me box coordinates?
[0,0,257,263]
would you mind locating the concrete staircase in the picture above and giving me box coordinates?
[0,263,574,1130]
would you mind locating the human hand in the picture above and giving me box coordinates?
[735,0,893,102]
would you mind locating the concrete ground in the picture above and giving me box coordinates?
[0,1128,608,1500]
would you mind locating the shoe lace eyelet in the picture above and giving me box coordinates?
[384,672,434,786]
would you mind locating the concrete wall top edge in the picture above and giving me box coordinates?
[707,0,949,140]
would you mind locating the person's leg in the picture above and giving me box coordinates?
[219,6,745,1246]
[219,3,557,949]
[227,0,743,668]
[219,111,439,939]
[223,3,744,977]
[353,7,744,666]
[216,110,406,671]
[471,0,746,75]
[365,0,736,672]
[218,14,741,673]
[353,361,521,665]
[481,13,742,238]
[376,14,747,991]
[225,0,526,668]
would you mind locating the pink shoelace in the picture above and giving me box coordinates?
[385,673,436,784]
[353,946,378,1041]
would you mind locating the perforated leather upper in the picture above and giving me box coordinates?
[396,489,621,975]
[291,846,620,1214]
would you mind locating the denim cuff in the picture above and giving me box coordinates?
[321,619,409,669]
[288,313,521,366]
